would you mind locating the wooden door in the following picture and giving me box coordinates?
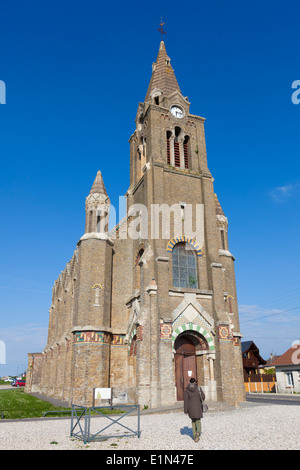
[174,335,197,401]
[175,354,184,400]
[183,355,197,391]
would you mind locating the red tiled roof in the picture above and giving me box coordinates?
[271,344,300,366]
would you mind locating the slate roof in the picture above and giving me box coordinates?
[241,341,254,354]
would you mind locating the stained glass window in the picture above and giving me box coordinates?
[172,243,198,289]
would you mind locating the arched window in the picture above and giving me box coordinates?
[183,135,190,169]
[129,335,137,357]
[135,248,144,291]
[172,242,198,289]
[166,129,190,169]
[166,131,172,165]
[137,136,146,179]
[174,127,181,167]
[135,248,144,266]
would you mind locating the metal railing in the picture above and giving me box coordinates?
[70,404,141,444]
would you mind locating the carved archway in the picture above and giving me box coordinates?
[172,323,215,352]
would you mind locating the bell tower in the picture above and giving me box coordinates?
[126,39,245,407]
[129,41,211,189]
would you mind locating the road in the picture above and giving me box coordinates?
[246,393,300,406]
[0,385,14,390]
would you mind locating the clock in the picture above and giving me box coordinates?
[170,105,184,119]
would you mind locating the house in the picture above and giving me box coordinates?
[260,353,280,373]
[271,343,300,394]
[241,341,267,380]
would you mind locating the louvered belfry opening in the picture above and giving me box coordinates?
[166,131,172,165]
[174,127,181,167]
[174,141,180,167]
[183,135,189,169]
[166,128,190,169]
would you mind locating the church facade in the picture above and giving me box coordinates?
[26,41,245,407]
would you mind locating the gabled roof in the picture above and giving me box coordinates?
[241,341,255,354]
[264,355,281,367]
[271,344,300,367]
[241,340,267,364]
[145,41,182,102]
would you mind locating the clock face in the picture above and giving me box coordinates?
[171,105,184,119]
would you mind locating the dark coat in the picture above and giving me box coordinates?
[184,383,205,419]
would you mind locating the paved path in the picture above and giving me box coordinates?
[0,402,299,450]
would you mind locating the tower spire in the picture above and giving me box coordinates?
[145,40,182,102]
[89,170,108,196]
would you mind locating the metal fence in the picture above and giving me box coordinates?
[70,404,141,444]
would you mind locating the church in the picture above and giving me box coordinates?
[25,40,245,408]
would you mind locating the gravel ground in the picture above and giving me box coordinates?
[0,404,299,450]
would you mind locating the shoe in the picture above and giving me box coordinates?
[195,433,200,442]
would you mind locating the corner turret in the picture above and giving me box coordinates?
[84,171,110,235]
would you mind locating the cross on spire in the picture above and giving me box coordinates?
[157,18,166,41]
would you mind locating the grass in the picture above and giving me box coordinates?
[0,389,125,420]
[0,389,71,419]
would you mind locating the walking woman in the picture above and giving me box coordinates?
[184,378,205,442]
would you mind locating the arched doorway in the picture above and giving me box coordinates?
[174,332,208,401]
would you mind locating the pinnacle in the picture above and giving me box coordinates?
[214,194,225,216]
[89,170,108,196]
[159,40,166,51]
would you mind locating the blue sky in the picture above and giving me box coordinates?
[0,0,300,376]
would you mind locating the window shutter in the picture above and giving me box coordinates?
[183,141,189,169]
[174,141,180,167]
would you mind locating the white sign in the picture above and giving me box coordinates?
[188,371,192,377]
[94,388,112,400]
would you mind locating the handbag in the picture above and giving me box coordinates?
[198,386,208,413]
[202,403,208,413]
